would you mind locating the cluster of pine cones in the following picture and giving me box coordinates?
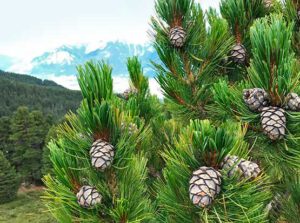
[189,155,260,208]
[243,88,300,140]
[76,122,137,208]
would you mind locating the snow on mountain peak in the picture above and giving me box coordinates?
[85,41,107,54]
[44,51,74,65]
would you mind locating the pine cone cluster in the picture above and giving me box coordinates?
[76,186,102,208]
[243,88,270,112]
[221,155,261,179]
[90,139,115,171]
[189,166,221,208]
[230,44,247,64]
[243,88,289,141]
[169,26,186,48]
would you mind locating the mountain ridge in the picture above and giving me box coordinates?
[6,41,158,79]
[0,70,82,120]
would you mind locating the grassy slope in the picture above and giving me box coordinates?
[0,190,56,223]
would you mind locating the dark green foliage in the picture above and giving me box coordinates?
[9,107,51,184]
[0,70,81,120]
[0,116,12,157]
[0,151,20,204]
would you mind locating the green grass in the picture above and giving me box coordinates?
[0,190,56,223]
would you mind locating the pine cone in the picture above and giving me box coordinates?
[121,122,138,135]
[119,88,138,100]
[230,44,247,64]
[264,0,273,9]
[285,93,300,111]
[189,167,222,208]
[221,155,261,179]
[169,26,186,48]
[76,186,102,208]
[90,139,115,171]
[243,88,270,112]
[265,193,285,220]
[261,107,286,141]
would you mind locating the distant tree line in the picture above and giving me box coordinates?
[0,71,80,203]
[0,70,82,120]
[0,107,56,186]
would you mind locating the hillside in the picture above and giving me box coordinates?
[0,70,82,120]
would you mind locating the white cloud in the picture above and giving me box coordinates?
[43,74,163,98]
[3,0,218,100]
[8,59,33,74]
[0,0,220,60]
[45,51,74,64]
[85,41,107,54]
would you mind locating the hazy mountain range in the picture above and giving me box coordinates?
[3,41,158,78]
[0,41,162,96]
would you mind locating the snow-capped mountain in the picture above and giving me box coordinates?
[25,41,158,78]
[2,41,162,96]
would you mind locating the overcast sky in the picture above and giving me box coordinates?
[0,0,220,59]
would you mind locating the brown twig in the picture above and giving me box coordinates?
[94,129,110,142]
[235,22,242,44]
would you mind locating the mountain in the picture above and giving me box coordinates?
[0,70,82,120]
[24,41,158,79]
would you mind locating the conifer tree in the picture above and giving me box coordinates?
[9,106,31,174]
[151,0,233,120]
[211,13,300,222]
[0,116,11,157]
[44,61,154,222]
[0,151,20,204]
[44,0,300,222]
[10,107,50,184]
[156,120,271,222]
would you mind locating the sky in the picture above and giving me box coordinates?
[0,0,220,96]
[0,0,220,59]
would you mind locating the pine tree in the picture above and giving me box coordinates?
[0,151,20,204]
[9,106,31,174]
[44,0,300,222]
[27,110,50,183]
[151,0,233,120]
[211,12,300,223]
[9,107,50,184]
[44,61,154,222]
[156,120,271,222]
[0,116,11,157]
